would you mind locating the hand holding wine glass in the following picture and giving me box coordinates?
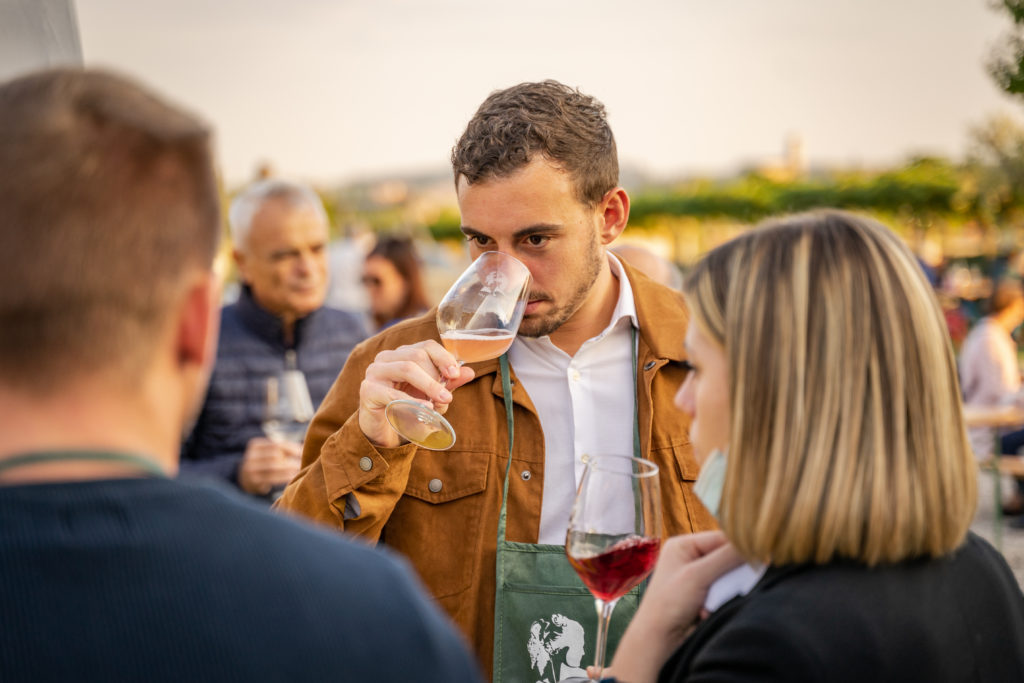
[564,455,662,682]
[262,363,315,445]
[605,531,744,683]
[246,361,314,498]
[383,251,530,450]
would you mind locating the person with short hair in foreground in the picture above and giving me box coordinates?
[0,67,481,683]
[607,210,1024,682]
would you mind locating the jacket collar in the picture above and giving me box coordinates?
[235,285,321,349]
[476,256,690,399]
[621,260,689,363]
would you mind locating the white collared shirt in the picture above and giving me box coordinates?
[508,254,639,544]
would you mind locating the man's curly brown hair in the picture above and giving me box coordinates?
[451,80,618,207]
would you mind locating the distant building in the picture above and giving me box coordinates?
[751,133,807,182]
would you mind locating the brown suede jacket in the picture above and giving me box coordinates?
[276,262,716,677]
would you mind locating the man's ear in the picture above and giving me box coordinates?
[176,272,221,370]
[232,249,249,285]
[598,187,630,245]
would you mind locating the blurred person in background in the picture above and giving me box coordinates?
[611,243,683,289]
[607,211,1024,683]
[362,234,431,331]
[960,278,1024,518]
[180,179,367,500]
[0,67,480,682]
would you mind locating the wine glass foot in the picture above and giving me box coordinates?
[384,399,456,450]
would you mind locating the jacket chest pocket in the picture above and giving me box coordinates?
[649,439,718,535]
[385,448,492,599]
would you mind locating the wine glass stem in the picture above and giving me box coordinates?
[592,597,618,677]
[441,360,465,391]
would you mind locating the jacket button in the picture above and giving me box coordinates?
[428,478,443,493]
[358,457,373,472]
[521,470,532,481]
[644,360,657,371]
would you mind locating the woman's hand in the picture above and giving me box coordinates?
[608,531,743,683]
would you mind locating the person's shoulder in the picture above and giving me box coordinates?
[137,480,484,681]
[625,263,686,307]
[366,308,439,346]
[316,304,363,325]
[312,305,367,334]
[216,300,245,333]
[625,264,688,356]
[326,308,440,377]
[743,540,1014,616]
[169,479,414,577]
[950,531,1022,586]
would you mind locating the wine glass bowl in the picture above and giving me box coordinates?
[262,367,315,444]
[262,364,315,499]
[565,455,662,680]
[385,251,531,450]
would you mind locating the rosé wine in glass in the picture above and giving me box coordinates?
[384,251,530,450]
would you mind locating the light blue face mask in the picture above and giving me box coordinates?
[694,448,727,519]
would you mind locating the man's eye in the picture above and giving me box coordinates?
[526,235,549,247]
[466,235,490,247]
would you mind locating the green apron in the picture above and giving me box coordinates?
[493,331,643,683]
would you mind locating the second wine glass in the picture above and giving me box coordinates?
[384,251,531,450]
[564,454,662,682]
[262,353,315,499]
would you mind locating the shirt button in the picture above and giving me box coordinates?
[521,470,532,481]
[428,478,443,493]
[358,457,373,472]
[571,370,581,382]
[644,360,657,371]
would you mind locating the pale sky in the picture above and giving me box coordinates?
[73,0,1023,188]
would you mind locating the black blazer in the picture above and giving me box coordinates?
[658,532,1024,682]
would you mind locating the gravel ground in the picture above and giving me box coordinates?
[969,468,1024,590]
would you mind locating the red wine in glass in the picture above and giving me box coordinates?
[567,533,661,602]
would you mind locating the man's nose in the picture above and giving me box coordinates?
[294,252,317,276]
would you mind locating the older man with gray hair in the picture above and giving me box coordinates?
[180,179,367,500]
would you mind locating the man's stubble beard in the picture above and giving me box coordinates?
[518,233,604,339]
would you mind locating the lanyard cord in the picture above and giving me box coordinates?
[0,450,167,479]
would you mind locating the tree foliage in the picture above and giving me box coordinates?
[989,0,1024,97]
[962,113,1024,224]
[623,159,961,229]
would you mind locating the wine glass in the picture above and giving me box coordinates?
[384,251,531,450]
[564,455,662,681]
[262,360,315,498]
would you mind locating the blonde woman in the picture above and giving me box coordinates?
[608,211,1024,682]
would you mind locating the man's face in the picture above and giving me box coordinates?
[234,198,329,321]
[456,159,609,338]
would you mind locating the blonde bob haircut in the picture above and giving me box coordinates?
[683,210,976,566]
